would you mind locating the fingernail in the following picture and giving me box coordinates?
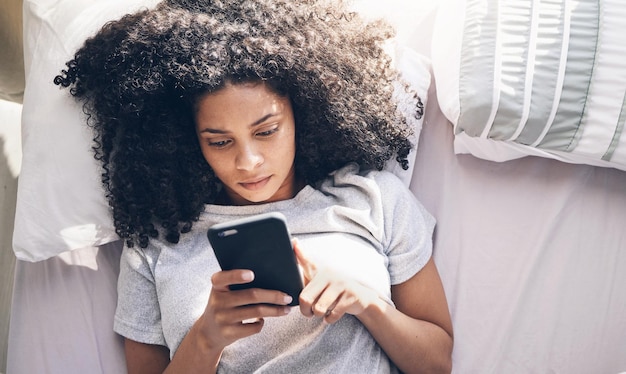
[242,271,254,281]
[283,306,292,315]
[283,295,293,304]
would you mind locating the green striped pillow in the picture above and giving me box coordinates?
[432,0,626,171]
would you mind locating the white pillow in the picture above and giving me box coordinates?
[385,46,430,185]
[13,0,430,261]
[353,0,434,185]
[432,0,626,171]
[13,0,160,261]
[0,0,24,102]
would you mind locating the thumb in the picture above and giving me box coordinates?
[292,238,316,283]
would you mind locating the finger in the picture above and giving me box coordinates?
[299,298,314,318]
[236,303,293,323]
[210,297,292,332]
[323,307,342,324]
[298,276,329,317]
[211,287,294,315]
[323,297,349,324]
[234,288,294,307]
[311,283,342,317]
[211,269,254,291]
[221,301,294,339]
[219,304,289,344]
[322,298,339,318]
[218,317,265,344]
[292,239,316,282]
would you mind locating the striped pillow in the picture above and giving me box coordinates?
[432,0,626,171]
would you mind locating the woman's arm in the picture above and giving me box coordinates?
[296,240,453,374]
[125,339,170,374]
[124,329,224,374]
[357,258,453,374]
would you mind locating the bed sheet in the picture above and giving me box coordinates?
[412,82,626,373]
[7,241,126,374]
[8,79,626,373]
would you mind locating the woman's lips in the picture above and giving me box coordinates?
[239,176,271,190]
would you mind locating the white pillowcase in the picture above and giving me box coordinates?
[13,0,430,261]
[13,0,160,261]
[0,0,25,102]
[432,0,626,171]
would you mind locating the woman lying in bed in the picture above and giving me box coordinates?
[54,0,453,372]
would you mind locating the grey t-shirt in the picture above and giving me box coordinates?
[114,163,435,373]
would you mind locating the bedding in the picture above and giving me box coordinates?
[7,0,626,373]
[9,75,626,374]
[0,0,24,103]
[13,0,160,261]
[412,83,626,373]
[432,0,626,171]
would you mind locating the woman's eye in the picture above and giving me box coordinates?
[208,139,231,148]
[256,126,279,137]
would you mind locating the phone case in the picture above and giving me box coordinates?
[207,212,302,306]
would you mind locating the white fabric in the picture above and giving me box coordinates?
[412,82,626,373]
[13,0,160,262]
[0,0,24,102]
[432,0,626,171]
[7,242,127,374]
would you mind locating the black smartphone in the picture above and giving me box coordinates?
[207,212,303,306]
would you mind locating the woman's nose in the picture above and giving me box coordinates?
[235,144,263,171]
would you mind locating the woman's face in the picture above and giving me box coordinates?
[195,82,298,205]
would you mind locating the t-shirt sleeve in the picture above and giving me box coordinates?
[114,246,167,346]
[377,171,436,285]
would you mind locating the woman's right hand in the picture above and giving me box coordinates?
[196,269,294,351]
[164,270,293,373]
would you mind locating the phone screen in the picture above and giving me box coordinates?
[207,212,302,306]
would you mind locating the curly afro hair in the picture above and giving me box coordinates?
[54,0,423,248]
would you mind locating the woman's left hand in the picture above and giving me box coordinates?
[294,239,453,373]
[293,239,382,323]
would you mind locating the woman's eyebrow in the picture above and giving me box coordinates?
[199,127,227,134]
[199,112,280,134]
[249,112,280,127]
